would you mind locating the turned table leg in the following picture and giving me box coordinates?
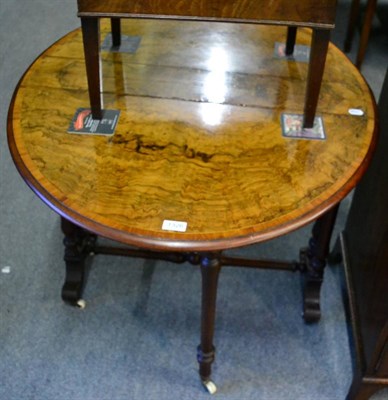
[197,253,222,394]
[301,204,339,323]
[61,217,96,307]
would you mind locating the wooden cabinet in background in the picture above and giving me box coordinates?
[340,69,388,399]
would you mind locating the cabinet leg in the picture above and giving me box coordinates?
[197,253,221,392]
[61,218,96,306]
[301,205,339,323]
[303,29,330,128]
[80,17,102,119]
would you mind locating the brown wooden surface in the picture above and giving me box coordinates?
[7,20,377,251]
[77,0,337,28]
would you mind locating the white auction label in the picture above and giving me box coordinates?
[162,220,188,232]
[348,108,364,116]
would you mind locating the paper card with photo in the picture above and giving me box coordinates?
[101,34,141,53]
[68,108,120,136]
[281,113,326,140]
[274,42,310,63]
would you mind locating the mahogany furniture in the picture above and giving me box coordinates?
[77,0,338,128]
[7,20,377,393]
[344,0,378,69]
[337,68,388,399]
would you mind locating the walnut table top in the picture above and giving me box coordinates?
[7,19,377,251]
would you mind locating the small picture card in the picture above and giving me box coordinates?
[281,113,326,140]
[274,42,310,63]
[162,220,188,233]
[101,34,141,53]
[68,108,120,136]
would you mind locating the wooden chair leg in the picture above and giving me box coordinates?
[111,18,121,47]
[344,0,361,52]
[303,29,330,128]
[285,26,297,55]
[356,0,377,69]
[80,17,103,119]
[197,254,221,393]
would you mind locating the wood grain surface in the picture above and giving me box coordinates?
[7,19,377,250]
[77,0,337,28]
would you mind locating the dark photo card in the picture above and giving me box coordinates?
[68,108,120,136]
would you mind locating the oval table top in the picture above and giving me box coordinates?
[7,19,377,251]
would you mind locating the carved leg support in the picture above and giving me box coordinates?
[198,253,221,393]
[80,17,102,119]
[301,205,339,323]
[61,218,96,306]
[111,18,121,48]
[303,29,330,128]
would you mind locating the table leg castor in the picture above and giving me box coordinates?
[201,379,217,394]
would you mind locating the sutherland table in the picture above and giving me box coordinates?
[7,19,377,393]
